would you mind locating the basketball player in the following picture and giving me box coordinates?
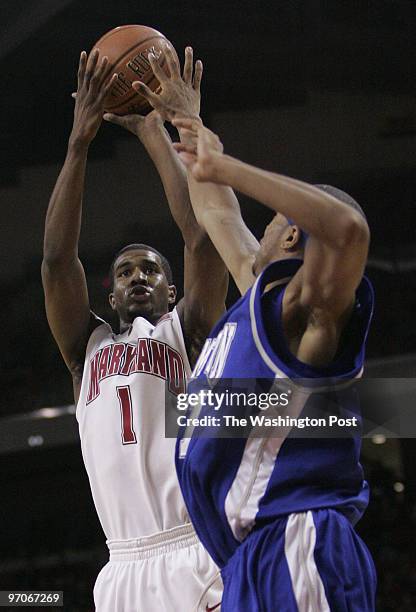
[164,118,377,611]
[42,49,226,610]
[134,57,376,608]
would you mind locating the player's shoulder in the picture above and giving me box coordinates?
[157,310,176,325]
[250,261,373,379]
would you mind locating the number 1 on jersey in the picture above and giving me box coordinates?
[116,385,137,445]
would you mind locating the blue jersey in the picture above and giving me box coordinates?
[176,259,374,569]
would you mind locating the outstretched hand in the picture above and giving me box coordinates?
[102,109,164,143]
[132,46,202,121]
[171,118,224,183]
[70,50,117,149]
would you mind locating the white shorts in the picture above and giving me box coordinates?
[93,523,222,611]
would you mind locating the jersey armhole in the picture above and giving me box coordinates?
[75,314,113,421]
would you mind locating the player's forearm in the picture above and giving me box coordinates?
[187,164,241,227]
[187,172,257,253]
[142,128,203,248]
[43,143,88,264]
[216,155,368,249]
[187,175,258,293]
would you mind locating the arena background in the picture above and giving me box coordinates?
[1,1,415,610]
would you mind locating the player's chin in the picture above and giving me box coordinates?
[128,301,153,319]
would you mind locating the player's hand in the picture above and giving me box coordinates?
[102,109,164,143]
[132,46,202,122]
[69,50,117,150]
[172,118,224,183]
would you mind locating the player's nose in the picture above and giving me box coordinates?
[130,267,148,284]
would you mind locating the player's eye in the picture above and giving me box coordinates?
[120,269,131,277]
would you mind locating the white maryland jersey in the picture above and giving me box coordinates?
[76,307,192,541]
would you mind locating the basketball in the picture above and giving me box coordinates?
[92,25,177,115]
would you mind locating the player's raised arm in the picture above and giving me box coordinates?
[42,51,117,390]
[107,46,232,365]
[174,119,369,319]
[136,46,259,298]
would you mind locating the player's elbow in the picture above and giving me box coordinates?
[41,258,59,285]
[42,240,78,267]
[41,253,79,281]
[42,254,63,276]
[336,212,370,251]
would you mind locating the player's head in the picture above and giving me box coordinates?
[108,244,176,328]
[252,185,366,276]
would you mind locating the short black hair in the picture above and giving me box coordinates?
[109,243,173,287]
[314,184,367,221]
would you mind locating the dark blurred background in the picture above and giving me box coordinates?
[0,1,415,610]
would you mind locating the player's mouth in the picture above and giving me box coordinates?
[129,286,151,302]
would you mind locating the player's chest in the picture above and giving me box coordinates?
[85,335,186,404]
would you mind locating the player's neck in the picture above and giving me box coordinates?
[119,311,166,332]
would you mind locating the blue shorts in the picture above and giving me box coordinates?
[220,509,376,611]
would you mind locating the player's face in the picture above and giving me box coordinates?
[253,214,295,275]
[109,249,176,327]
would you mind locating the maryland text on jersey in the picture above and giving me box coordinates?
[87,337,186,403]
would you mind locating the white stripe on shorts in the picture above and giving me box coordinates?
[284,512,330,612]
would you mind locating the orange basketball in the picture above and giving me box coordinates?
[92,25,177,115]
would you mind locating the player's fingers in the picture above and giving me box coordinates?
[101,73,118,99]
[103,112,124,126]
[177,128,198,142]
[132,80,159,105]
[91,56,108,92]
[171,117,195,129]
[77,51,87,89]
[177,151,197,168]
[164,43,180,79]
[71,92,77,99]
[172,117,201,132]
[85,49,99,87]
[173,140,196,153]
[183,46,193,84]
[193,60,203,93]
[103,112,143,134]
[147,52,166,83]
[96,56,109,87]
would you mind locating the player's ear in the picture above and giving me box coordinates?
[281,225,302,251]
[108,292,116,310]
[168,284,177,305]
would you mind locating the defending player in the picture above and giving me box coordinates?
[168,118,377,611]
[135,53,376,609]
[41,49,226,610]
